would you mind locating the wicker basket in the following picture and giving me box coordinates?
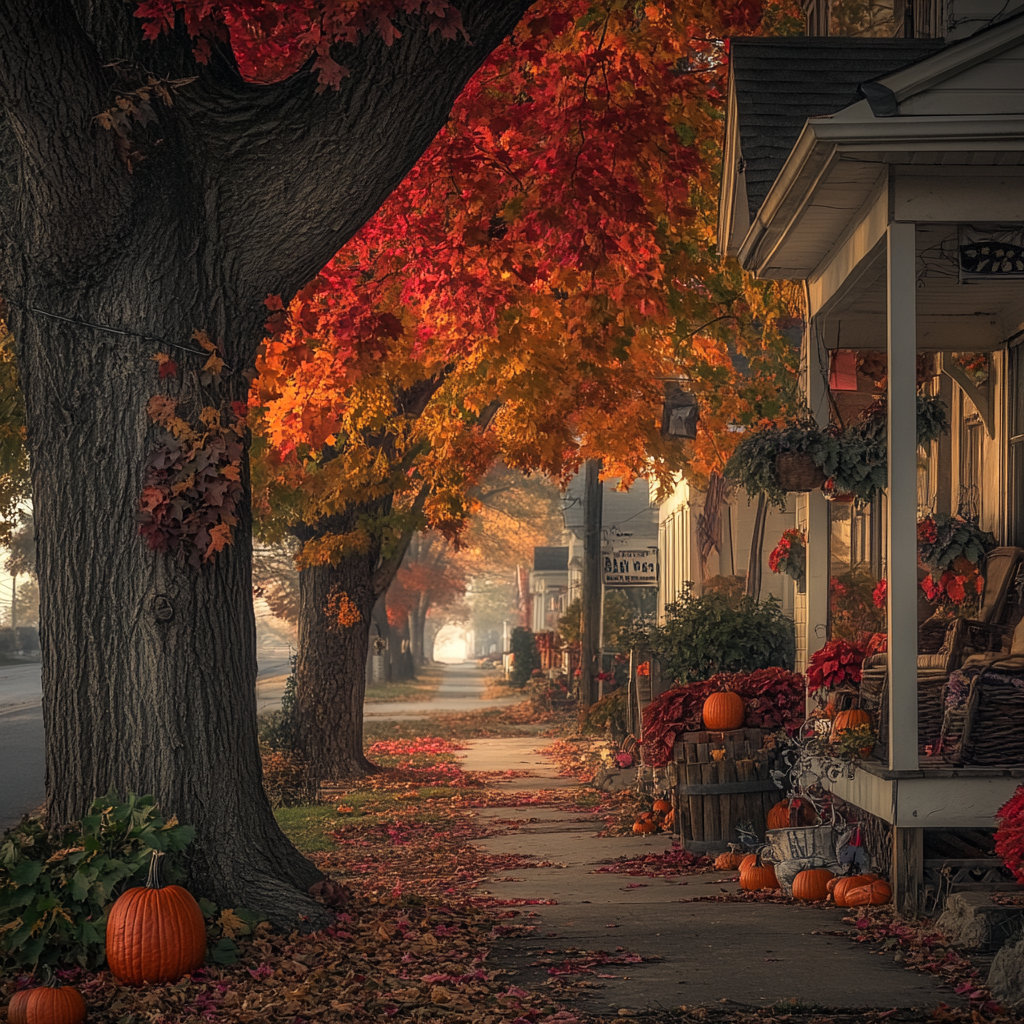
[775,452,826,492]
[767,825,835,862]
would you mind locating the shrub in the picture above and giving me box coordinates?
[0,791,194,969]
[509,627,540,687]
[261,748,315,807]
[15,626,39,654]
[625,583,795,684]
[0,628,16,655]
[257,664,298,750]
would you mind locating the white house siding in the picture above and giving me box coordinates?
[899,40,1024,115]
[657,476,795,624]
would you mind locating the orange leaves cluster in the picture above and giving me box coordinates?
[248,1,804,554]
[325,586,363,629]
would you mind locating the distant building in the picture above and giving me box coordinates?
[528,546,569,633]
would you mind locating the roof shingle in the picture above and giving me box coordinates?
[729,37,945,218]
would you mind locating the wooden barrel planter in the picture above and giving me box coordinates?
[775,452,825,492]
[669,728,780,854]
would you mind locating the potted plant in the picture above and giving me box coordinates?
[917,513,995,612]
[768,529,806,587]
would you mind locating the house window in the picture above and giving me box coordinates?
[961,415,985,522]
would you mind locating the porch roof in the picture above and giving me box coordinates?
[723,12,1024,285]
[727,37,942,223]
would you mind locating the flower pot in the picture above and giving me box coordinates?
[775,452,826,492]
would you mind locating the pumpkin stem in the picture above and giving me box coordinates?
[146,849,166,890]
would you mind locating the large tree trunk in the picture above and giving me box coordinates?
[0,0,530,925]
[294,528,381,781]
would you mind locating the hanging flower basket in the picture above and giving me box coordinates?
[775,452,825,492]
[769,529,806,587]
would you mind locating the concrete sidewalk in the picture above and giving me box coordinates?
[461,737,965,1015]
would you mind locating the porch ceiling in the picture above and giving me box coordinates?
[819,222,1024,351]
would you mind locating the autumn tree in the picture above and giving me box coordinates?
[0,0,533,923]
[252,0,803,785]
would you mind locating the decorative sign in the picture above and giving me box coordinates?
[959,226,1024,279]
[603,548,658,586]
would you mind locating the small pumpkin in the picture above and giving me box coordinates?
[843,879,892,906]
[766,797,816,831]
[652,799,672,815]
[740,855,779,891]
[8,978,86,1024]
[714,851,744,871]
[662,808,675,829]
[703,691,744,731]
[105,850,207,986]
[632,818,658,835]
[832,873,879,907]
[831,708,871,743]
[791,868,834,901]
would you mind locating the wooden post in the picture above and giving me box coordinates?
[579,458,603,707]
[887,221,919,772]
[892,826,924,917]
[803,316,830,690]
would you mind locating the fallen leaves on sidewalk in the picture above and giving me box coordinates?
[592,850,713,878]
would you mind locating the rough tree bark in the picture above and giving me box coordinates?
[0,0,531,924]
[293,495,420,780]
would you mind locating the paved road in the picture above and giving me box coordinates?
[0,650,294,831]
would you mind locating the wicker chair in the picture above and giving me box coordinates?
[864,548,1024,760]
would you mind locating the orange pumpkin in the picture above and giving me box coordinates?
[714,851,744,871]
[662,809,675,829]
[703,691,744,731]
[766,798,816,831]
[832,873,879,907]
[791,868,834,901]
[105,851,207,986]
[831,708,871,743]
[8,983,86,1024]
[652,799,672,814]
[843,879,892,906]
[739,853,757,873]
[632,818,658,835]
[740,856,779,891]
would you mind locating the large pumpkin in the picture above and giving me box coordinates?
[843,879,892,906]
[106,851,207,986]
[791,868,833,902]
[739,853,757,873]
[703,691,744,731]
[8,983,86,1024]
[740,857,779,891]
[766,797,816,831]
[830,708,871,743]
[832,873,878,907]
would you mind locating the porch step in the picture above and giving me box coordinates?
[936,891,1024,952]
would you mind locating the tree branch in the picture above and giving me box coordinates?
[371,482,431,599]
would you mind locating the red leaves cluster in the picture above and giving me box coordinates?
[641,668,806,767]
[138,396,245,567]
[806,639,865,695]
[134,1,466,89]
[995,783,1024,884]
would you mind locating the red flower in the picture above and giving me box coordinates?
[976,574,985,595]
[872,579,887,609]
[917,518,938,544]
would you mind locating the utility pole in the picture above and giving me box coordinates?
[579,458,603,707]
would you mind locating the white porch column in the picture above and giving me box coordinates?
[803,321,830,670]
[887,221,919,772]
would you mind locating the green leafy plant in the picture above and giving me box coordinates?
[0,791,194,969]
[257,657,298,751]
[725,417,833,510]
[726,395,949,507]
[509,626,540,687]
[624,584,795,684]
